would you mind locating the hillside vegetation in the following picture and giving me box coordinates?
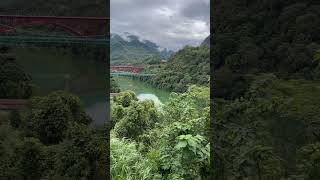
[142,45,210,92]
[111,86,210,179]
[212,0,320,179]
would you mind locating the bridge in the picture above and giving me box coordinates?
[0,99,29,110]
[110,66,156,77]
[0,15,109,44]
[111,71,155,77]
[111,66,144,73]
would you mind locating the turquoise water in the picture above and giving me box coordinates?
[14,47,107,125]
[114,76,171,104]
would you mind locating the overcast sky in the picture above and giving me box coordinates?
[111,0,210,51]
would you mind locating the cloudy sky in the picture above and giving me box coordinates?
[111,0,210,51]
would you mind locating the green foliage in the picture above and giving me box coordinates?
[213,0,320,99]
[0,91,107,179]
[110,135,162,180]
[0,125,45,180]
[296,143,320,179]
[146,46,210,92]
[112,90,138,108]
[214,74,320,178]
[212,1,320,179]
[111,76,121,93]
[23,91,92,145]
[15,137,45,180]
[44,123,105,180]
[0,51,33,98]
[113,98,158,140]
[9,110,21,128]
[111,86,210,179]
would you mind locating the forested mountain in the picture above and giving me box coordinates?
[110,33,174,65]
[143,45,210,92]
[212,0,320,179]
[213,0,320,99]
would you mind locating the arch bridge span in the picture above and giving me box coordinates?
[0,15,109,36]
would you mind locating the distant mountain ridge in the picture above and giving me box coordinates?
[201,35,210,46]
[110,33,174,65]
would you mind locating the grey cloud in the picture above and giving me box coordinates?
[180,1,210,21]
[111,0,210,51]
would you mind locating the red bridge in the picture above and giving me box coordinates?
[0,15,108,36]
[0,99,29,110]
[111,66,144,73]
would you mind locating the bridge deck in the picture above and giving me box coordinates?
[0,99,29,110]
[111,72,155,77]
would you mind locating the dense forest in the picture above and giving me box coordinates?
[212,0,320,179]
[133,45,210,93]
[0,49,108,179]
[110,86,210,179]
[0,92,108,179]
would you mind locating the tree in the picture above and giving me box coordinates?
[23,91,92,145]
[113,99,158,140]
[112,90,138,107]
[15,138,45,180]
[46,123,106,180]
[111,76,121,93]
[0,55,33,98]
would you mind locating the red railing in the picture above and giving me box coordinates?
[111,66,144,73]
[0,99,29,110]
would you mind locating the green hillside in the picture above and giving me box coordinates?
[142,45,210,92]
[212,0,320,178]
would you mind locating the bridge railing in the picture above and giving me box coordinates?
[0,99,29,110]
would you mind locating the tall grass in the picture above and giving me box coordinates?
[110,134,161,180]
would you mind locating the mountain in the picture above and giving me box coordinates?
[159,48,175,60]
[201,35,210,46]
[145,45,210,92]
[110,33,174,65]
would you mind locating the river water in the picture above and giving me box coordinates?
[14,47,108,125]
[114,76,171,105]
[14,47,170,125]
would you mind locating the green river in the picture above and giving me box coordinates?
[114,76,171,105]
[13,47,170,125]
